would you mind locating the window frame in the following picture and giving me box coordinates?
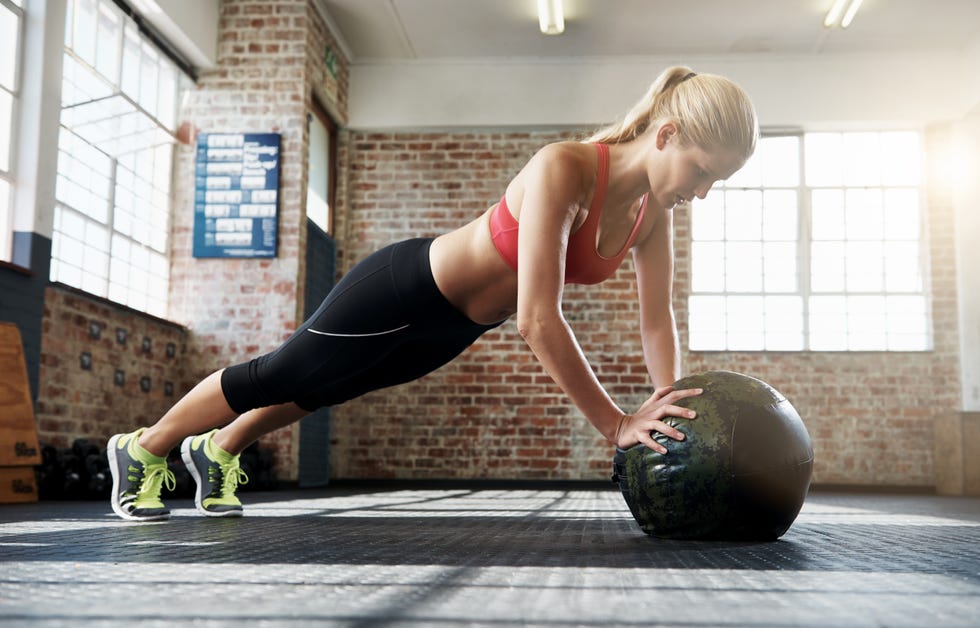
[51,0,188,318]
[687,129,932,353]
[0,0,25,263]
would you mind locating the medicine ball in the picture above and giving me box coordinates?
[612,370,813,540]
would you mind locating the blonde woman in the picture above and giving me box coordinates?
[108,66,758,521]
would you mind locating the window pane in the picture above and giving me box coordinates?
[805,133,842,187]
[811,190,845,240]
[763,242,797,292]
[0,88,11,172]
[0,178,10,261]
[845,241,883,291]
[886,295,928,350]
[884,241,922,292]
[809,296,847,351]
[761,136,799,187]
[883,188,919,240]
[688,296,726,350]
[724,190,762,240]
[121,27,141,99]
[762,190,797,240]
[73,0,98,67]
[691,193,724,240]
[843,133,881,186]
[0,5,18,91]
[845,189,883,240]
[157,64,177,128]
[95,3,121,83]
[138,41,159,116]
[691,242,724,292]
[727,296,765,350]
[811,242,845,292]
[764,296,803,351]
[849,295,887,350]
[881,132,921,186]
[725,242,762,292]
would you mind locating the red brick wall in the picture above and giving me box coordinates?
[166,0,348,478]
[31,0,349,475]
[328,127,961,487]
[35,285,187,448]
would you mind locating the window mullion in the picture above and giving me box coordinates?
[798,132,811,351]
[106,155,117,298]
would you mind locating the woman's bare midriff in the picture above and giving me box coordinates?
[429,205,519,326]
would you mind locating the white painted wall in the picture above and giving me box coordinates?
[348,51,976,130]
[954,108,980,411]
[144,0,220,69]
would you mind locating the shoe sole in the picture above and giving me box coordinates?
[106,434,170,522]
[180,437,243,518]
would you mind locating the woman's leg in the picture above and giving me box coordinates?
[136,370,238,457]
[211,402,310,455]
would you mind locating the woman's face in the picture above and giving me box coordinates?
[651,129,746,210]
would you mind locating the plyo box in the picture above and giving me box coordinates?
[0,322,42,503]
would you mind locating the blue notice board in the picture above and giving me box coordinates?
[193,132,281,258]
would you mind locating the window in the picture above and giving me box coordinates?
[0,0,24,262]
[51,0,187,318]
[306,107,334,234]
[689,131,929,352]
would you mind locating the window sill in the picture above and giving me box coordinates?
[0,259,33,278]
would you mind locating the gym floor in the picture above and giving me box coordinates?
[1,485,979,626]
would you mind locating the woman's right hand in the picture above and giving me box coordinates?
[614,385,702,452]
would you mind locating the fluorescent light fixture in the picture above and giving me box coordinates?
[130,0,163,15]
[840,0,864,28]
[823,0,847,27]
[537,0,564,35]
[823,0,863,28]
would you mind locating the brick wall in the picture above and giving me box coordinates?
[19,0,348,476]
[328,127,961,487]
[167,0,348,479]
[34,285,187,449]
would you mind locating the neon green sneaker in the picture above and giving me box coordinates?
[107,429,176,522]
[180,429,248,517]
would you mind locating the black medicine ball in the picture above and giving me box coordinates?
[612,370,813,540]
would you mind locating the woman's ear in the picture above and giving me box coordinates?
[655,121,679,150]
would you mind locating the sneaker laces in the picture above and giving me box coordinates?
[207,457,249,500]
[129,462,177,508]
[136,463,176,504]
[220,460,248,498]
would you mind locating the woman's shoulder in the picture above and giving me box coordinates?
[524,141,597,183]
[532,140,595,165]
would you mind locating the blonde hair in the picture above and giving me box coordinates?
[588,66,759,160]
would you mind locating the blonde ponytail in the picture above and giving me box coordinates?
[588,66,758,160]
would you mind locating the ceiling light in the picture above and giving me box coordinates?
[823,0,863,28]
[537,0,564,35]
[840,0,864,28]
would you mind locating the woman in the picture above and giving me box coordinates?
[108,66,758,521]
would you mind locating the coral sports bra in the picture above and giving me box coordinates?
[489,143,648,285]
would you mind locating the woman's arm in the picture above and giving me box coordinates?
[513,145,692,451]
[513,145,625,441]
[633,206,681,388]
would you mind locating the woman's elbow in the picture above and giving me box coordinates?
[516,309,561,343]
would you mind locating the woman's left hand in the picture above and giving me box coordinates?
[614,385,701,452]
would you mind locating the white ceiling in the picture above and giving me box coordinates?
[321,0,980,62]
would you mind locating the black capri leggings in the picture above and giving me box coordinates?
[220,238,503,413]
